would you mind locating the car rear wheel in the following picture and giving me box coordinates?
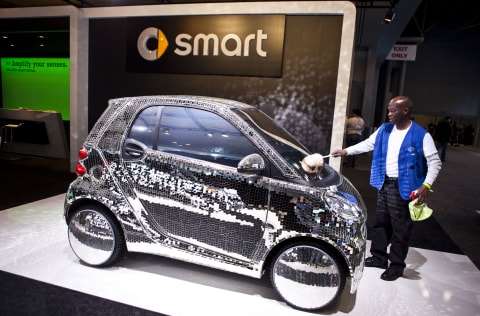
[67,204,126,267]
[270,241,346,311]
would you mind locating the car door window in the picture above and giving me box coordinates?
[157,106,257,167]
[128,106,160,149]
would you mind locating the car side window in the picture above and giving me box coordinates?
[128,106,159,149]
[157,106,257,167]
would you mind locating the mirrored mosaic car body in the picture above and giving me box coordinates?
[64,95,367,310]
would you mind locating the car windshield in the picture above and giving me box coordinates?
[235,108,312,178]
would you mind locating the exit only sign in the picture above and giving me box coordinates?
[386,44,417,61]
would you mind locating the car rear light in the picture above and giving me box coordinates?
[76,162,86,176]
[78,148,88,160]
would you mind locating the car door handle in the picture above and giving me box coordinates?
[123,139,146,158]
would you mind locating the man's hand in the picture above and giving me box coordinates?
[330,149,347,157]
[414,184,430,205]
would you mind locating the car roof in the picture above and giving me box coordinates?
[108,95,256,111]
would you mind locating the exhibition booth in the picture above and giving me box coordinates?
[1,2,479,315]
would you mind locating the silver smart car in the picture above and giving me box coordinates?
[64,95,366,311]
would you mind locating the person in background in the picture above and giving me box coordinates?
[464,124,475,145]
[427,122,436,136]
[435,116,453,161]
[331,96,442,281]
[344,108,365,168]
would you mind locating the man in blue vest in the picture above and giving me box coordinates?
[331,96,442,281]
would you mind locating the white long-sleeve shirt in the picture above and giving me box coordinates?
[346,122,442,186]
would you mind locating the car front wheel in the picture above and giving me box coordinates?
[67,204,126,267]
[270,241,346,311]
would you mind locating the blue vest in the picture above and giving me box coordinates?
[370,122,427,200]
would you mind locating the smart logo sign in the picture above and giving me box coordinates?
[127,15,285,77]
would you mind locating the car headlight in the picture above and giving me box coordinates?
[324,191,362,220]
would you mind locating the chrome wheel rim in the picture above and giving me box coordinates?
[272,245,342,310]
[68,209,116,266]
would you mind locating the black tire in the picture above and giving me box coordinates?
[67,204,126,267]
[269,241,346,311]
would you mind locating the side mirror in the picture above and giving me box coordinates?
[237,153,265,174]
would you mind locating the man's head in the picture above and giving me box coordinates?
[387,96,413,128]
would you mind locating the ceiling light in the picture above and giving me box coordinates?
[384,7,396,24]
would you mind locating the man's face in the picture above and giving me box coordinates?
[387,100,407,125]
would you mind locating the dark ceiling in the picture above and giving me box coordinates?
[0,0,164,7]
[0,0,393,8]
[1,0,478,30]
[0,0,479,57]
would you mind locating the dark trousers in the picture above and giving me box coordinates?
[437,141,448,161]
[370,179,413,270]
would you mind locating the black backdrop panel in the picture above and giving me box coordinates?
[88,15,343,155]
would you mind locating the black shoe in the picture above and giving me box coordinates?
[365,257,387,269]
[380,267,403,281]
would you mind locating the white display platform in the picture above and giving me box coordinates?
[1,195,479,316]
